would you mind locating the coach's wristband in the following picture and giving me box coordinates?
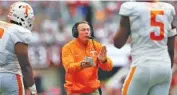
[29,84,37,94]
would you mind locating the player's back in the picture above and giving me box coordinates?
[119,2,175,63]
[0,21,32,75]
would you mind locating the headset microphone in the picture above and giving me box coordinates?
[89,36,96,51]
[89,36,94,39]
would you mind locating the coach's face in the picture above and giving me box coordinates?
[77,23,91,43]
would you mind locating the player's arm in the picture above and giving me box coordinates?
[168,20,176,68]
[113,16,131,48]
[15,42,37,95]
[168,36,175,68]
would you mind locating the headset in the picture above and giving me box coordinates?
[72,21,96,51]
[72,21,94,38]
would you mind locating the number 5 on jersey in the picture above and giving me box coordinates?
[0,28,4,39]
[150,10,164,41]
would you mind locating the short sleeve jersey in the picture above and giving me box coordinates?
[119,2,176,63]
[0,21,32,75]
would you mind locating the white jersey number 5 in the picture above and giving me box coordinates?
[150,10,164,41]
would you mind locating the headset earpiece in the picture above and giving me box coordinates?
[72,23,79,38]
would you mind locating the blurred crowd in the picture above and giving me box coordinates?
[0,1,177,95]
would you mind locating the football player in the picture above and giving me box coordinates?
[0,2,37,95]
[114,1,176,95]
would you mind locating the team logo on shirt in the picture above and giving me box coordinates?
[90,50,97,57]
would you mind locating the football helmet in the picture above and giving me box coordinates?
[8,2,35,30]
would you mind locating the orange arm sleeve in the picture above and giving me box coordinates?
[98,57,113,71]
[62,45,81,73]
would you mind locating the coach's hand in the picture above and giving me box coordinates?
[80,57,94,68]
[98,46,107,63]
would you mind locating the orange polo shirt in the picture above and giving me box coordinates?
[62,39,113,94]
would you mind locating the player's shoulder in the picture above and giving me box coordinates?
[159,2,174,9]
[10,24,31,34]
[160,2,173,6]
[9,23,32,44]
[0,21,12,28]
[158,2,175,15]
[121,2,136,9]
[0,21,31,35]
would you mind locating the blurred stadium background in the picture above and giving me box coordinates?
[0,1,177,95]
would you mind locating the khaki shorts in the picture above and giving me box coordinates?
[67,89,99,95]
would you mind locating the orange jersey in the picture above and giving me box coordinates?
[62,39,113,93]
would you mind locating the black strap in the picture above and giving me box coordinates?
[98,88,102,95]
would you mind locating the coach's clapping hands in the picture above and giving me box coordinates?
[98,46,107,63]
[80,57,94,68]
